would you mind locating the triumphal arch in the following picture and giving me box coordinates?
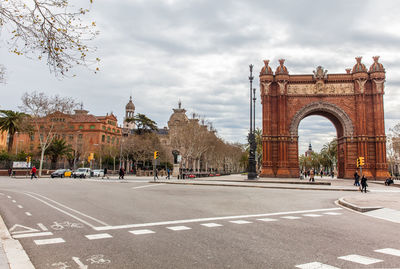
[259,56,389,179]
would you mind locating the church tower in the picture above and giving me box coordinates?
[123,96,136,130]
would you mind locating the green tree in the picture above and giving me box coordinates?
[127,113,158,135]
[321,139,337,172]
[254,128,263,171]
[45,138,73,169]
[0,110,29,153]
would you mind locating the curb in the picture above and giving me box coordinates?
[337,197,383,213]
[194,178,331,185]
[0,215,35,269]
[149,181,358,192]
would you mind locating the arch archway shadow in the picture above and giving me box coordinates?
[259,58,389,179]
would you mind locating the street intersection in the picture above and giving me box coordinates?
[0,176,399,268]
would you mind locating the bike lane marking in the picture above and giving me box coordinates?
[13,232,53,239]
[34,238,65,245]
[131,184,166,189]
[85,233,112,240]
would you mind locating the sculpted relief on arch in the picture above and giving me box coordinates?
[289,101,354,138]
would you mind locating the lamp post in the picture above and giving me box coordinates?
[248,65,257,179]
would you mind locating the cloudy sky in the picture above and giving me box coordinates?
[1,0,400,154]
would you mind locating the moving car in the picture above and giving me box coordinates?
[72,168,91,178]
[51,169,72,178]
[92,169,104,177]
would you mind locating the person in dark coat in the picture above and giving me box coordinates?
[102,167,108,179]
[354,171,360,186]
[119,167,125,179]
[166,168,170,179]
[361,175,368,193]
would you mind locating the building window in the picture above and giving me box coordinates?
[78,134,83,139]
[62,134,66,139]
[117,130,120,133]
[69,135,73,140]
[107,127,111,131]
[79,125,83,129]
[116,138,119,145]
[90,125,95,129]
[112,137,115,144]
[102,135,105,142]
[102,126,106,130]
[112,129,115,132]
[70,126,74,129]
[30,135,34,141]
[107,136,110,143]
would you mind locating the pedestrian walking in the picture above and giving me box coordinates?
[330,171,334,178]
[361,175,368,193]
[354,171,360,186]
[320,170,323,178]
[154,169,159,180]
[309,169,315,182]
[103,167,108,179]
[119,167,125,179]
[8,168,12,177]
[166,168,170,179]
[31,166,37,179]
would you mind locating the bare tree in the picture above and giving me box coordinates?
[19,91,78,176]
[0,0,99,79]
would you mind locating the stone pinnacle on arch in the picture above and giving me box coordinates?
[369,56,385,73]
[275,59,289,75]
[260,59,273,75]
[352,56,367,73]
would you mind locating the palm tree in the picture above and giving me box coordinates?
[0,110,29,153]
[254,128,263,171]
[126,113,158,135]
[45,138,73,169]
[321,139,337,172]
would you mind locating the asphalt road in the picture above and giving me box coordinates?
[0,176,399,269]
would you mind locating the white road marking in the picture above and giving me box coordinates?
[201,223,223,228]
[129,229,155,235]
[23,192,106,229]
[9,224,39,234]
[229,220,252,224]
[13,232,53,239]
[25,212,32,216]
[323,212,342,215]
[24,191,108,226]
[296,262,340,269]
[0,193,4,195]
[7,195,11,199]
[375,248,400,257]
[303,214,322,218]
[167,226,191,231]
[94,207,342,231]
[281,216,301,220]
[72,257,88,269]
[34,238,65,245]
[12,200,16,203]
[17,205,23,209]
[131,184,166,189]
[85,233,113,240]
[338,254,382,265]
[37,223,48,231]
[364,208,400,223]
[257,218,278,222]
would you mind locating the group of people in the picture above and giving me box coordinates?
[153,168,171,180]
[301,169,334,182]
[353,171,368,193]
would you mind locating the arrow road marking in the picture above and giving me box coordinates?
[10,224,39,234]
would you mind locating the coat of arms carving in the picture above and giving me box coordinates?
[313,66,328,80]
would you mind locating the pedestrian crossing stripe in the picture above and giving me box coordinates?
[338,254,382,265]
[295,262,339,269]
[374,248,400,257]
[167,226,191,231]
[229,220,252,224]
[129,229,155,235]
[201,223,223,227]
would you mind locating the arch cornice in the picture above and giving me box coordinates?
[289,101,354,138]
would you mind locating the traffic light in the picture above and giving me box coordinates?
[26,156,31,163]
[359,157,365,166]
[356,158,360,167]
[154,151,159,159]
[88,153,94,162]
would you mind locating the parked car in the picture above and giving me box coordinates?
[51,169,72,178]
[72,168,91,178]
[92,169,104,177]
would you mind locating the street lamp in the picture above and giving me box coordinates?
[248,64,257,179]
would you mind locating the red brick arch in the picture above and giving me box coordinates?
[259,58,389,179]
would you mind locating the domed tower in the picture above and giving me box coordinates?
[167,101,189,130]
[275,59,289,95]
[352,57,369,94]
[123,96,136,130]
